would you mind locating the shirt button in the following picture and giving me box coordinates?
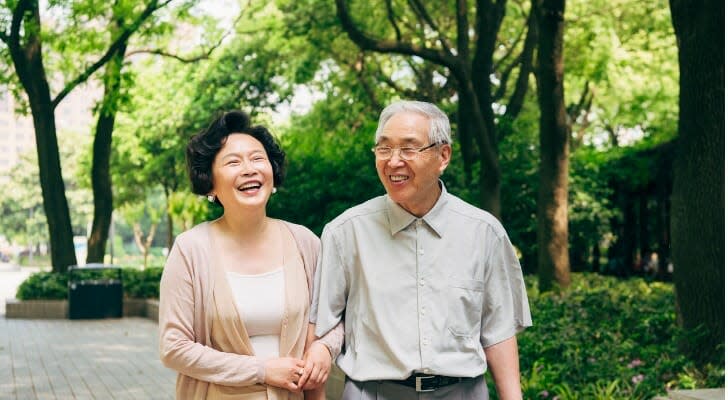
[420,307,425,315]
[419,279,425,286]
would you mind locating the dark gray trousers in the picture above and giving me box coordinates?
[341,377,489,400]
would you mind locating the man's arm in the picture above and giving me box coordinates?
[484,336,522,400]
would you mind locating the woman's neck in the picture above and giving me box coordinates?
[216,210,271,241]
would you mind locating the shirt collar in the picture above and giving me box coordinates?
[385,181,449,237]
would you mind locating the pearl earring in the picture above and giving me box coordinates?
[272,187,277,194]
[207,194,215,203]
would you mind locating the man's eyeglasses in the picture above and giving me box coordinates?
[371,142,440,161]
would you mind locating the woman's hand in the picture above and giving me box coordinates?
[298,342,332,390]
[264,357,306,392]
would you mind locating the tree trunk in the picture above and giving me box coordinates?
[590,242,600,273]
[458,81,501,217]
[622,195,637,274]
[7,3,76,273]
[669,0,724,364]
[87,44,127,263]
[162,186,175,250]
[656,168,671,280]
[133,222,157,270]
[535,0,570,291]
[638,193,649,269]
[456,96,475,184]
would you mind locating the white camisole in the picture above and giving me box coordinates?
[226,268,284,360]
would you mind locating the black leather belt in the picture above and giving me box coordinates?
[389,373,463,392]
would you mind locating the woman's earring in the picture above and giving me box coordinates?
[272,187,277,194]
[207,194,215,203]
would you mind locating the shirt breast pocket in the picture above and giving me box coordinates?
[446,277,484,337]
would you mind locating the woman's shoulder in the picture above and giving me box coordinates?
[279,220,319,242]
[173,221,212,249]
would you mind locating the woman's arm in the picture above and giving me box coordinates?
[159,242,266,386]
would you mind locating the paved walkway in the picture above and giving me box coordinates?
[1,265,176,399]
[0,264,32,316]
[0,317,176,399]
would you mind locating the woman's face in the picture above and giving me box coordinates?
[210,133,275,211]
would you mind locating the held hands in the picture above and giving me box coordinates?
[264,357,306,392]
[263,342,331,393]
[297,342,332,390]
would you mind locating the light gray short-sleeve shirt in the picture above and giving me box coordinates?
[311,184,532,381]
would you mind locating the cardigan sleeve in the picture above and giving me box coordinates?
[158,237,266,386]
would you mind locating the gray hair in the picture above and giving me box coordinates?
[374,100,452,145]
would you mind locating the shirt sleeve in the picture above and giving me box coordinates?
[480,232,532,347]
[158,240,266,386]
[311,226,348,338]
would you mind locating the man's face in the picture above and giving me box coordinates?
[375,112,451,217]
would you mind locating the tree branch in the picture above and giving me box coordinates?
[408,0,455,54]
[124,48,206,62]
[472,0,507,117]
[352,53,384,110]
[335,0,458,71]
[456,0,469,60]
[385,0,403,41]
[51,0,173,109]
[493,20,526,72]
[504,5,537,119]
[493,55,520,100]
[126,10,243,63]
[7,0,33,49]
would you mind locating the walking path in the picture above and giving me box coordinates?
[0,263,31,316]
[1,263,176,399]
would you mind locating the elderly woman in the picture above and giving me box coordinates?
[159,110,342,400]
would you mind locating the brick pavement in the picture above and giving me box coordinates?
[0,317,176,400]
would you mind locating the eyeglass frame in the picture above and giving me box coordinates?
[371,142,443,161]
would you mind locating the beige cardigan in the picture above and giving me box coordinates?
[159,220,343,400]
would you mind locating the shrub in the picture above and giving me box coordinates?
[122,267,163,298]
[485,273,725,399]
[15,267,164,300]
[16,271,68,300]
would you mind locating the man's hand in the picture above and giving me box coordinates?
[264,357,306,392]
[298,341,332,390]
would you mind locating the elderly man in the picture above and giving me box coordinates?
[312,100,532,399]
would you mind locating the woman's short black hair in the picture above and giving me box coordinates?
[186,110,286,196]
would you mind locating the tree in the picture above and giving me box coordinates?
[332,0,537,217]
[0,132,93,260]
[87,0,211,262]
[668,0,724,363]
[0,0,172,272]
[87,8,130,263]
[119,192,163,269]
[534,0,570,290]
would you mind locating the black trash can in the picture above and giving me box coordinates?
[68,263,123,319]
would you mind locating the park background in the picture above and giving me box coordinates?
[0,0,723,399]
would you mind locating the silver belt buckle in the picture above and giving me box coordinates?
[415,375,436,392]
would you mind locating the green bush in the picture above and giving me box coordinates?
[15,267,164,300]
[16,271,68,300]
[122,267,163,298]
[485,273,724,399]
